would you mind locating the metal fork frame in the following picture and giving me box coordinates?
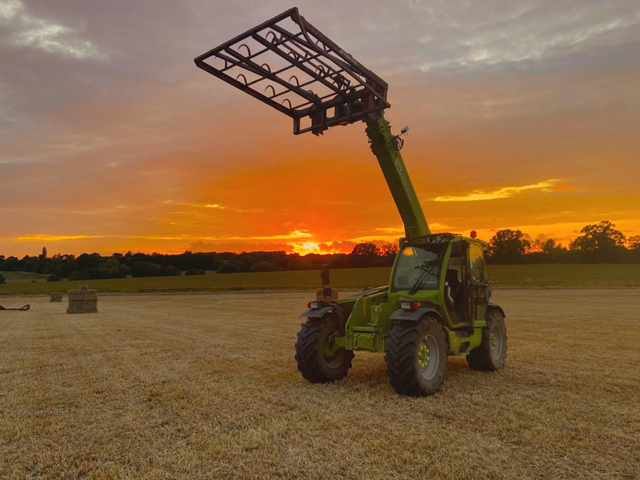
[194,7,390,135]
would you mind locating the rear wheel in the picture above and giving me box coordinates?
[295,316,353,383]
[385,316,448,396]
[467,309,507,371]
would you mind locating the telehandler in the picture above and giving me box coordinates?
[195,7,507,396]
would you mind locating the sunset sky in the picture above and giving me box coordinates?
[1,0,639,257]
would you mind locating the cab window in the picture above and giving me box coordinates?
[392,244,445,291]
[469,243,487,282]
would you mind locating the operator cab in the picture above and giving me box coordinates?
[391,234,491,325]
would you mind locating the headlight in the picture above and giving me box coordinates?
[308,301,321,309]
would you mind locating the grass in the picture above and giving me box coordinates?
[0,271,48,283]
[2,264,640,296]
[0,290,638,478]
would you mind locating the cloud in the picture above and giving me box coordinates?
[433,179,568,202]
[375,226,404,234]
[129,230,313,242]
[414,1,640,73]
[163,200,263,213]
[0,0,107,60]
[13,234,103,242]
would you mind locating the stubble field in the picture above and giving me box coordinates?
[1,289,639,479]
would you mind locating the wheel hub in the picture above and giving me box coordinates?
[418,344,431,367]
[323,331,340,358]
[418,334,440,381]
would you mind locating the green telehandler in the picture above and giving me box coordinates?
[195,7,507,396]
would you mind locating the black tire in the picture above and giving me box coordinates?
[385,316,448,396]
[295,315,354,383]
[467,308,507,371]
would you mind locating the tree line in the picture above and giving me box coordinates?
[0,243,398,282]
[0,221,638,283]
[488,221,640,264]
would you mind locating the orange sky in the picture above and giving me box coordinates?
[1,1,639,257]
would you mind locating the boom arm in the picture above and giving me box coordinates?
[365,113,430,238]
[195,7,429,238]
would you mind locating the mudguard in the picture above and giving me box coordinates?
[389,307,443,322]
[300,306,334,319]
[487,303,506,318]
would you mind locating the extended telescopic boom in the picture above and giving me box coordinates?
[194,7,430,238]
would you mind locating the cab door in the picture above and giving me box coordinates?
[468,242,489,321]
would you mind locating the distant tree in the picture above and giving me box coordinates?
[540,238,561,255]
[380,243,399,258]
[351,243,379,257]
[350,242,380,267]
[23,256,39,273]
[626,235,640,262]
[94,259,129,279]
[570,221,626,262]
[68,271,81,281]
[489,230,531,263]
[250,260,275,272]
[0,256,18,271]
[627,235,640,251]
[217,260,243,274]
[47,274,63,282]
[0,273,6,285]
[40,246,48,260]
[163,265,181,276]
[131,261,163,278]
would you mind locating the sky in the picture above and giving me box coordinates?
[1,0,639,257]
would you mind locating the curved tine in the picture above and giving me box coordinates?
[315,64,326,76]
[236,74,248,85]
[265,31,277,43]
[261,63,271,73]
[238,43,251,57]
[265,85,276,97]
[282,98,292,108]
[288,49,300,61]
[333,74,351,89]
[315,40,331,52]
[289,75,300,87]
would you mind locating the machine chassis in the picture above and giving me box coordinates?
[300,233,503,358]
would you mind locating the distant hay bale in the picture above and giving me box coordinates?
[67,285,98,314]
[50,292,63,302]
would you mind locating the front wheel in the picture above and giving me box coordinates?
[467,309,507,371]
[295,316,353,383]
[385,316,448,396]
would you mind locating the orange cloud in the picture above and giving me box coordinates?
[432,179,567,202]
[13,234,104,242]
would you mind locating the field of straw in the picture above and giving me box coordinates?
[1,289,638,479]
